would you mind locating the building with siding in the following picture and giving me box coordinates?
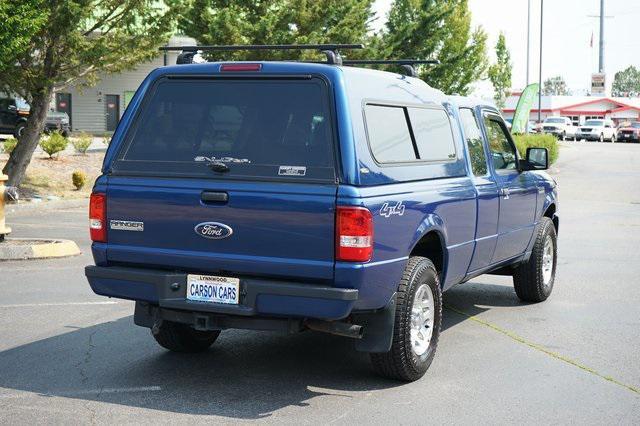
[502,94,640,126]
[57,36,195,134]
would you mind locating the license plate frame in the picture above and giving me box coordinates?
[186,274,240,305]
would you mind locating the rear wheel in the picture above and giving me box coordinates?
[513,217,557,303]
[152,320,220,353]
[370,256,442,382]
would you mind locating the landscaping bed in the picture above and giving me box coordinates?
[0,150,104,200]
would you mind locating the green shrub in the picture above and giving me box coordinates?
[72,170,87,190]
[1,137,18,154]
[40,131,68,159]
[513,133,559,165]
[71,132,92,154]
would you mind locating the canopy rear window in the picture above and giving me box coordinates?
[113,77,335,181]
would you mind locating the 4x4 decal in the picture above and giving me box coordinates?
[380,201,405,218]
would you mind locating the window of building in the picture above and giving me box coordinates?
[459,108,487,176]
[483,115,517,171]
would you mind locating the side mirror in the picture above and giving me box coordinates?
[522,147,548,170]
[7,105,17,112]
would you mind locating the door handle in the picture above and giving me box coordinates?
[201,191,228,203]
[500,188,510,199]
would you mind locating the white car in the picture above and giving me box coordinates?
[541,116,576,140]
[575,119,617,142]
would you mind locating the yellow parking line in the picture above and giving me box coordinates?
[445,305,639,395]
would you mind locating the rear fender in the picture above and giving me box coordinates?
[407,214,448,284]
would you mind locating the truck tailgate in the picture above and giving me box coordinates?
[106,176,337,282]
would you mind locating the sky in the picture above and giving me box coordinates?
[371,0,640,98]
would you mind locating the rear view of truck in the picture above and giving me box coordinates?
[85,63,377,352]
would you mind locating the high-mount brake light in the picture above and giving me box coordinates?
[89,192,106,242]
[220,63,262,72]
[336,206,373,262]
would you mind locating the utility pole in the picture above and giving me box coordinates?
[526,0,531,85]
[538,0,543,123]
[598,0,604,73]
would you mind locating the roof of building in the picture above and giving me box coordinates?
[503,95,640,113]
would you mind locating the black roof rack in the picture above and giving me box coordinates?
[342,59,440,77]
[159,45,439,77]
[159,44,364,65]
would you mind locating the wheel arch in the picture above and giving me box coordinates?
[543,203,558,234]
[409,226,448,287]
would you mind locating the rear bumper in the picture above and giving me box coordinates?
[44,122,70,134]
[85,265,358,320]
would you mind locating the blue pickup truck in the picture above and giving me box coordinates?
[85,47,558,382]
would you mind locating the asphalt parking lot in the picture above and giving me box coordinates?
[1,141,639,424]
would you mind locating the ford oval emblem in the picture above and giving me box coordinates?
[194,222,233,240]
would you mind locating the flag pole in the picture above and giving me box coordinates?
[538,0,544,123]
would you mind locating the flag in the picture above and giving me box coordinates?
[512,83,539,134]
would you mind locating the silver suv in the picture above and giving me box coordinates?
[576,119,617,142]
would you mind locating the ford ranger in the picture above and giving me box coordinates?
[85,45,559,382]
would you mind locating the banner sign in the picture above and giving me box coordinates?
[511,83,539,134]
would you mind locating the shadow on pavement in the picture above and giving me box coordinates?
[442,280,526,328]
[0,279,527,419]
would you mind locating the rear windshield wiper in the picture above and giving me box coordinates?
[208,162,230,173]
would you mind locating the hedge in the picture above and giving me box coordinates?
[513,133,559,165]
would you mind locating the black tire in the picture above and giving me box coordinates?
[513,217,557,303]
[370,256,442,382]
[152,320,220,353]
[560,131,565,141]
[599,133,604,143]
[14,122,26,139]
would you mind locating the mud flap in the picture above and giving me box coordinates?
[134,301,155,328]
[353,293,396,353]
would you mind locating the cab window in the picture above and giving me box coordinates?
[483,115,517,171]
[459,108,487,176]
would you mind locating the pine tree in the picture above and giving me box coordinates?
[488,32,512,109]
[172,0,375,62]
[380,0,488,95]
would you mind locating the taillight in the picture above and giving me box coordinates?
[89,192,106,242]
[220,63,262,72]
[336,206,373,262]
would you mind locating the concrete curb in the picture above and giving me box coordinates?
[0,238,81,261]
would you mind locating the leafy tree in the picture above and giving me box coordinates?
[380,0,488,95]
[543,75,569,96]
[612,65,640,97]
[487,32,512,109]
[0,1,175,187]
[172,0,375,61]
[0,1,46,75]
